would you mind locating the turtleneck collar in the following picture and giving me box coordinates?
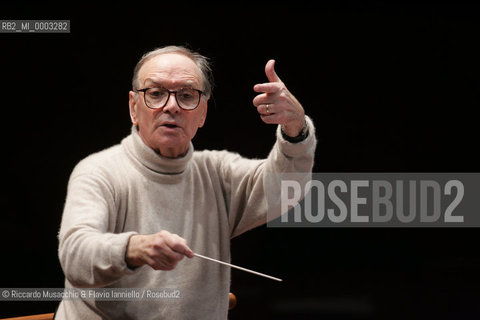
[122,126,193,176]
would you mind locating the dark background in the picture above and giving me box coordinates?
[1,1,479,318]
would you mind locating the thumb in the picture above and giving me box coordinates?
[265,59,281,83]
[184,246,195,259]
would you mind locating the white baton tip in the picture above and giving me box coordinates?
[193,253,282,282]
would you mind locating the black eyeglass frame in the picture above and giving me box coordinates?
[135,87,205,110]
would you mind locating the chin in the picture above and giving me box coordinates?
[156,137,188,151]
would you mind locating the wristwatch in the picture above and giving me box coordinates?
[281,119,309,143]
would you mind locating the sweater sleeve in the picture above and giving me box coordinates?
[226,116,317,238]
[58,162,137,288]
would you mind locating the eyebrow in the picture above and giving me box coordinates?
[143,78,197,89]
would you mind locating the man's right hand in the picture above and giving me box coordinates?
[125,230,194,270]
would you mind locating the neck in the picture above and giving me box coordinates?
[154,145,189,159]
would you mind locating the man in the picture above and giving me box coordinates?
[57,45,316,319]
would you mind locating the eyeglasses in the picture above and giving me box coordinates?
[135,87,204,110]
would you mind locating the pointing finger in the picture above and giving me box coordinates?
[253,82,281,94]
[265,59,281,83]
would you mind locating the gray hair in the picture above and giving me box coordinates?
[132,45,213,97]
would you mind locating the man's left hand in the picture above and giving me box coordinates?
[253,60,306,137]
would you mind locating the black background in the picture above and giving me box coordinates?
[1,1,479,319]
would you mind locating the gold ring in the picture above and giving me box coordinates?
[266,104,270,114]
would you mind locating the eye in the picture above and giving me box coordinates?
[178,89,197,100]
[147,88,167,99]
[180,92,193,99]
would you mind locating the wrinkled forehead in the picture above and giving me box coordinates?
[138,53,203,89]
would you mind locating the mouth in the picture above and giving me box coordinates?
[159,122,181,130]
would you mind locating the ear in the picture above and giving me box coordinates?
[198,98,208,128]
[129,91,138,125]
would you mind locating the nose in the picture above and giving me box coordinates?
[161,92,181,114]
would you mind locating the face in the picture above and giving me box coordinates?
[129,53,208,158]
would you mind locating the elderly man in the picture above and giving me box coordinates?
[57,45,316,319]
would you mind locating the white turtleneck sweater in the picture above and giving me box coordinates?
[56,118,316,319]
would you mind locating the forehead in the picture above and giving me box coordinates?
[139,53,202,88]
